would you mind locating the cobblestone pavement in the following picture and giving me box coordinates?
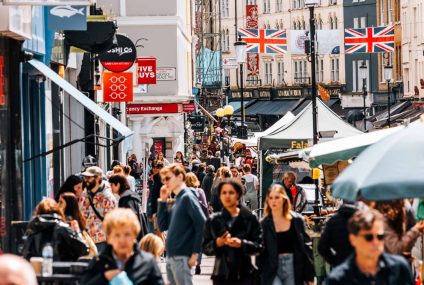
[159,255,214,285]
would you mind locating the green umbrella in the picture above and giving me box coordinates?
[331,120,424,201]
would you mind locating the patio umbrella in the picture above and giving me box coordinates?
[331,119,424,201]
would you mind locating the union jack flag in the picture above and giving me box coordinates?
[344,25,395,54]
[238,28,287,54]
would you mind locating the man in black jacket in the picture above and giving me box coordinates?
[147,162,164,229]
[318,202,357,267]
[201,165,215,203]
[328,209,413,285]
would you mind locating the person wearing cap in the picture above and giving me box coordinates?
[79,166,117,253]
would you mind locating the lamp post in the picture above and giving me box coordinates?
[384,64,393,127]
[305,0,319,145]
[216,108,225,160]
[234,37,247,139]
[223,105,234,157]
[359,61,367,131]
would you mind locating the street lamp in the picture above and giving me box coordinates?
[305,0,319,145]
[359,61,367,131]
[223,105,234,157]
[216,108,225,159]
[234,37,247,139]
[384,63,393,127]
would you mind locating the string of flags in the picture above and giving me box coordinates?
[237,25,395,55]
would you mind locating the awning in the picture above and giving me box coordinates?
[28,59,133,138]
[235,99,299,116]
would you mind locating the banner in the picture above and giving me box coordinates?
[238,28,287,54]
[47,6,87,31]
[290,30,340,55]
[103,72,133,102]
[345,25,394,54]
[246,5,258,29]
[126,103,181,114]
[246,4,259,75]
[137,57,157,84]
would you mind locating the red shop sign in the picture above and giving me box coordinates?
[182,103,195,113]
[137,57,156,85]
[103,72,133,102]
[0,56,4,106]
[126,103,181,115]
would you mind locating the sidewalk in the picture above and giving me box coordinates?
[159,255,214,285]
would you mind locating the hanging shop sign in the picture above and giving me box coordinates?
[103,72,133,102]
[47,6,87,31]
[182,103,195,113]
[188,115,205,132]
[99,35,136,73]
[126,103,181,115]
[137,57,157,84]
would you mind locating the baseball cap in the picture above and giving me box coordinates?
[81,166,103,177]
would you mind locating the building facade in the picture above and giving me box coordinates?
[401,0,424,99]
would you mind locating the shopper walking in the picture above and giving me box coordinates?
[157,164,206,285]
[201,165,215,203]
[258,184,314,285]
[203,179,263,285]
[282,172,306,213]
[242,164,259,211]
[79,166,117,253]
[55,175,83,201]
[328,208,414,284]
[80,208,163,285]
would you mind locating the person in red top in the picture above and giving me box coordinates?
[282,172,307,213]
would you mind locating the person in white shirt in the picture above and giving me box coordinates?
[123,165,136,192]
[242,164,259,211]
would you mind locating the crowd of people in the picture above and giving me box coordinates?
[2,151,422,285]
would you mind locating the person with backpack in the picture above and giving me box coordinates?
[128,154,142,179]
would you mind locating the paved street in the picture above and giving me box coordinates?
[159,255,214,285]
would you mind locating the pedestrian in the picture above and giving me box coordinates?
[203,179,263,285]
[79,166,117,253]
[128,153,142,179]
[196,163,206,185]
[147,161,165,241]
[23,198,89,261]
[157,164,206,285]
[106,160,121,179]
[258,184,314,285]
[123,165,136,192]
[211,167,232,212]
[327,208,414,285]
[140,233,165,262]
[374,200,424,255]
[242,164,259,211]
[209,151,222,171]
[174,151,185,164]
[55,175,83,201]
[201,165,215,203]
[318,201,358,267]
[80,208,164,285]
[282,172,307,213]
[109,174,148,240]
[230,165,242,184]
[156,151,170,166]
[0,254,37,285]
[58,192,98,257]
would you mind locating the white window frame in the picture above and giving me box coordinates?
[265,62,273,85]
[277,61,285,84]
[331,58,339,82]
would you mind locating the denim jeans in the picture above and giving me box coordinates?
[272,254,295,285]
[166,256,193,285]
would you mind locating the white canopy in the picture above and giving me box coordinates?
[259,99,362,150]
[231,112,296,147]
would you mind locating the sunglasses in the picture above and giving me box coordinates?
[359,233,385,242]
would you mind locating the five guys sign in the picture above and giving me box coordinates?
[137,57,157,84]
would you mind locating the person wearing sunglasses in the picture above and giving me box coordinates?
[328,208,414,285]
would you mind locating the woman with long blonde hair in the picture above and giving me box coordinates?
[258,184,314,285]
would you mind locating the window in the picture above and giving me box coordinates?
[353,17,366,29]
[301,20,306,30]
[360,17,366,28]
[388,0,393,23]
[379,0,384,25]
[316,18,323,30]
[331,58,339,82]
[222,0,229,18]
[277,61,285,84]
[264,0,270,13]
[265,62,273,85]
[381,53,393,82]
[294,60,308,83]
[353,60,369,91]
[247,75,260,86]
[276,0,283,12]
[224,69,230,86]
[333,16,338,29]
[316,59,324,82]
[292,0,303,9]
[222,29,230,52]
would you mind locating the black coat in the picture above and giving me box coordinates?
[23,214,89,261]
[258,212,315,285]
[201,172,214,202]
[147,174,162,217]
[80,244,164,285]
[318,204,357,266]
[119,190,148,240]
[327,253,413,285]
[202,206,263,282]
